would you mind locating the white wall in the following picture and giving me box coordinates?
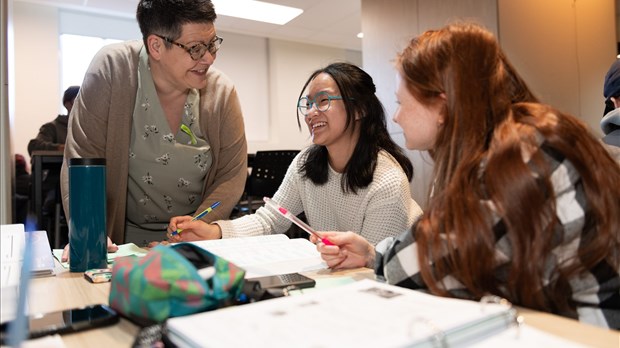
[13,2,59,166]
[360,0,615,209]
[498,0,616,131]
[11,1,362,165]
[361,0,499,209]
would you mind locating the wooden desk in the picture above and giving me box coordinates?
[26,265,620,347]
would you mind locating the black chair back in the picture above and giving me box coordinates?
[246,150,300,200]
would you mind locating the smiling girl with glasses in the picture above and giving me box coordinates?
[168,62,423,247]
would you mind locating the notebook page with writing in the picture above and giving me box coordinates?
[166,279,519,348]
[190,235,327,278]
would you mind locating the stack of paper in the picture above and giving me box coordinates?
[28,230,55,278]
[1,224,55,324]
[1,225,55,283]
[1,224,26,287]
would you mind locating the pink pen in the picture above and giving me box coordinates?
[263,197,334,246]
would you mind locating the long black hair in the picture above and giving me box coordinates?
[296,62,413,193]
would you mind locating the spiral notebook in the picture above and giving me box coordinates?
[166,279,520,347]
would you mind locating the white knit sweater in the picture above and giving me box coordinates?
[217,148,422,245]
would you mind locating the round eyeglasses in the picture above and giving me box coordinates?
[156,34,223,61]
[297,91,343,116]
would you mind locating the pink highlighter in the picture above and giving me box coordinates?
[263,197,334,246]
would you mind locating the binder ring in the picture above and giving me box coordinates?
[480,295,523,338]
[408,316,448,348]
[479,294,511,311]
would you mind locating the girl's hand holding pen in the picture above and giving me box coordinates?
[167,201,222,242]
[313,231,376,270]
[167,216,222,242]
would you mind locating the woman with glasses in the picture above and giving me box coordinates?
[313,23,620,329]
[169,62,423,245]
[60,0,247,253]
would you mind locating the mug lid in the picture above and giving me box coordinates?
[69,158,106,166]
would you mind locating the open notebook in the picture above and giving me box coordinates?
[190,234,327,278]
[167,279,523,347]
[51,235,321,277]
[167,279,586,347]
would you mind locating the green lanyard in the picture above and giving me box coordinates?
[180,124,197,145]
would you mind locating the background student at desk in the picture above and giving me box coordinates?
[168,62,423,246]
[60,0,247,251]
[28,85,79,155]
[27,86,79,241]
[315,23,620,330]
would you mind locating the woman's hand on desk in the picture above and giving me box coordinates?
[313,232,376,270]
[60,237,119,262]
[167,216,222,242]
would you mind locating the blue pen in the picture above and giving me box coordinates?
[172,201,221,236]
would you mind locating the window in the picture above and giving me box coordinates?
[59,34,122,93]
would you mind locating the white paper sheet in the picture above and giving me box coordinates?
[190,234,327,278]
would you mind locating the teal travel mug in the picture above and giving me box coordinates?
[69,158,107,272]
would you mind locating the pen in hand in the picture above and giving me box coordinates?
[172,201,221,236]
[263,197,334,246]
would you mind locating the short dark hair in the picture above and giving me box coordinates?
[62,86,80,105]
[136,0,217,50]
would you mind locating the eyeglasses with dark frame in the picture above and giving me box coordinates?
[297,91,344,116]
[155,34,223,61]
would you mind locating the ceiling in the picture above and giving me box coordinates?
[12,0,363,51]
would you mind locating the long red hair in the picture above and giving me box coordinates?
[397,23,620,315]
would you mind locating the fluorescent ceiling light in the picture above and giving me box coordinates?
[212,0,303,25]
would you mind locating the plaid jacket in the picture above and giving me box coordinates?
[375,143,620,330]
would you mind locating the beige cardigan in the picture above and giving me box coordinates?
[61,41,247,243]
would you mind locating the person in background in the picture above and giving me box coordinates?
[168,62,423,246]
[28,85,79,229]
[315,23,620,329]
[60,0,247,255]
[602,59,620,147]
[27,85,79,155]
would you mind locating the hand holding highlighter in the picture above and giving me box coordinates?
[263,197,334,246]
